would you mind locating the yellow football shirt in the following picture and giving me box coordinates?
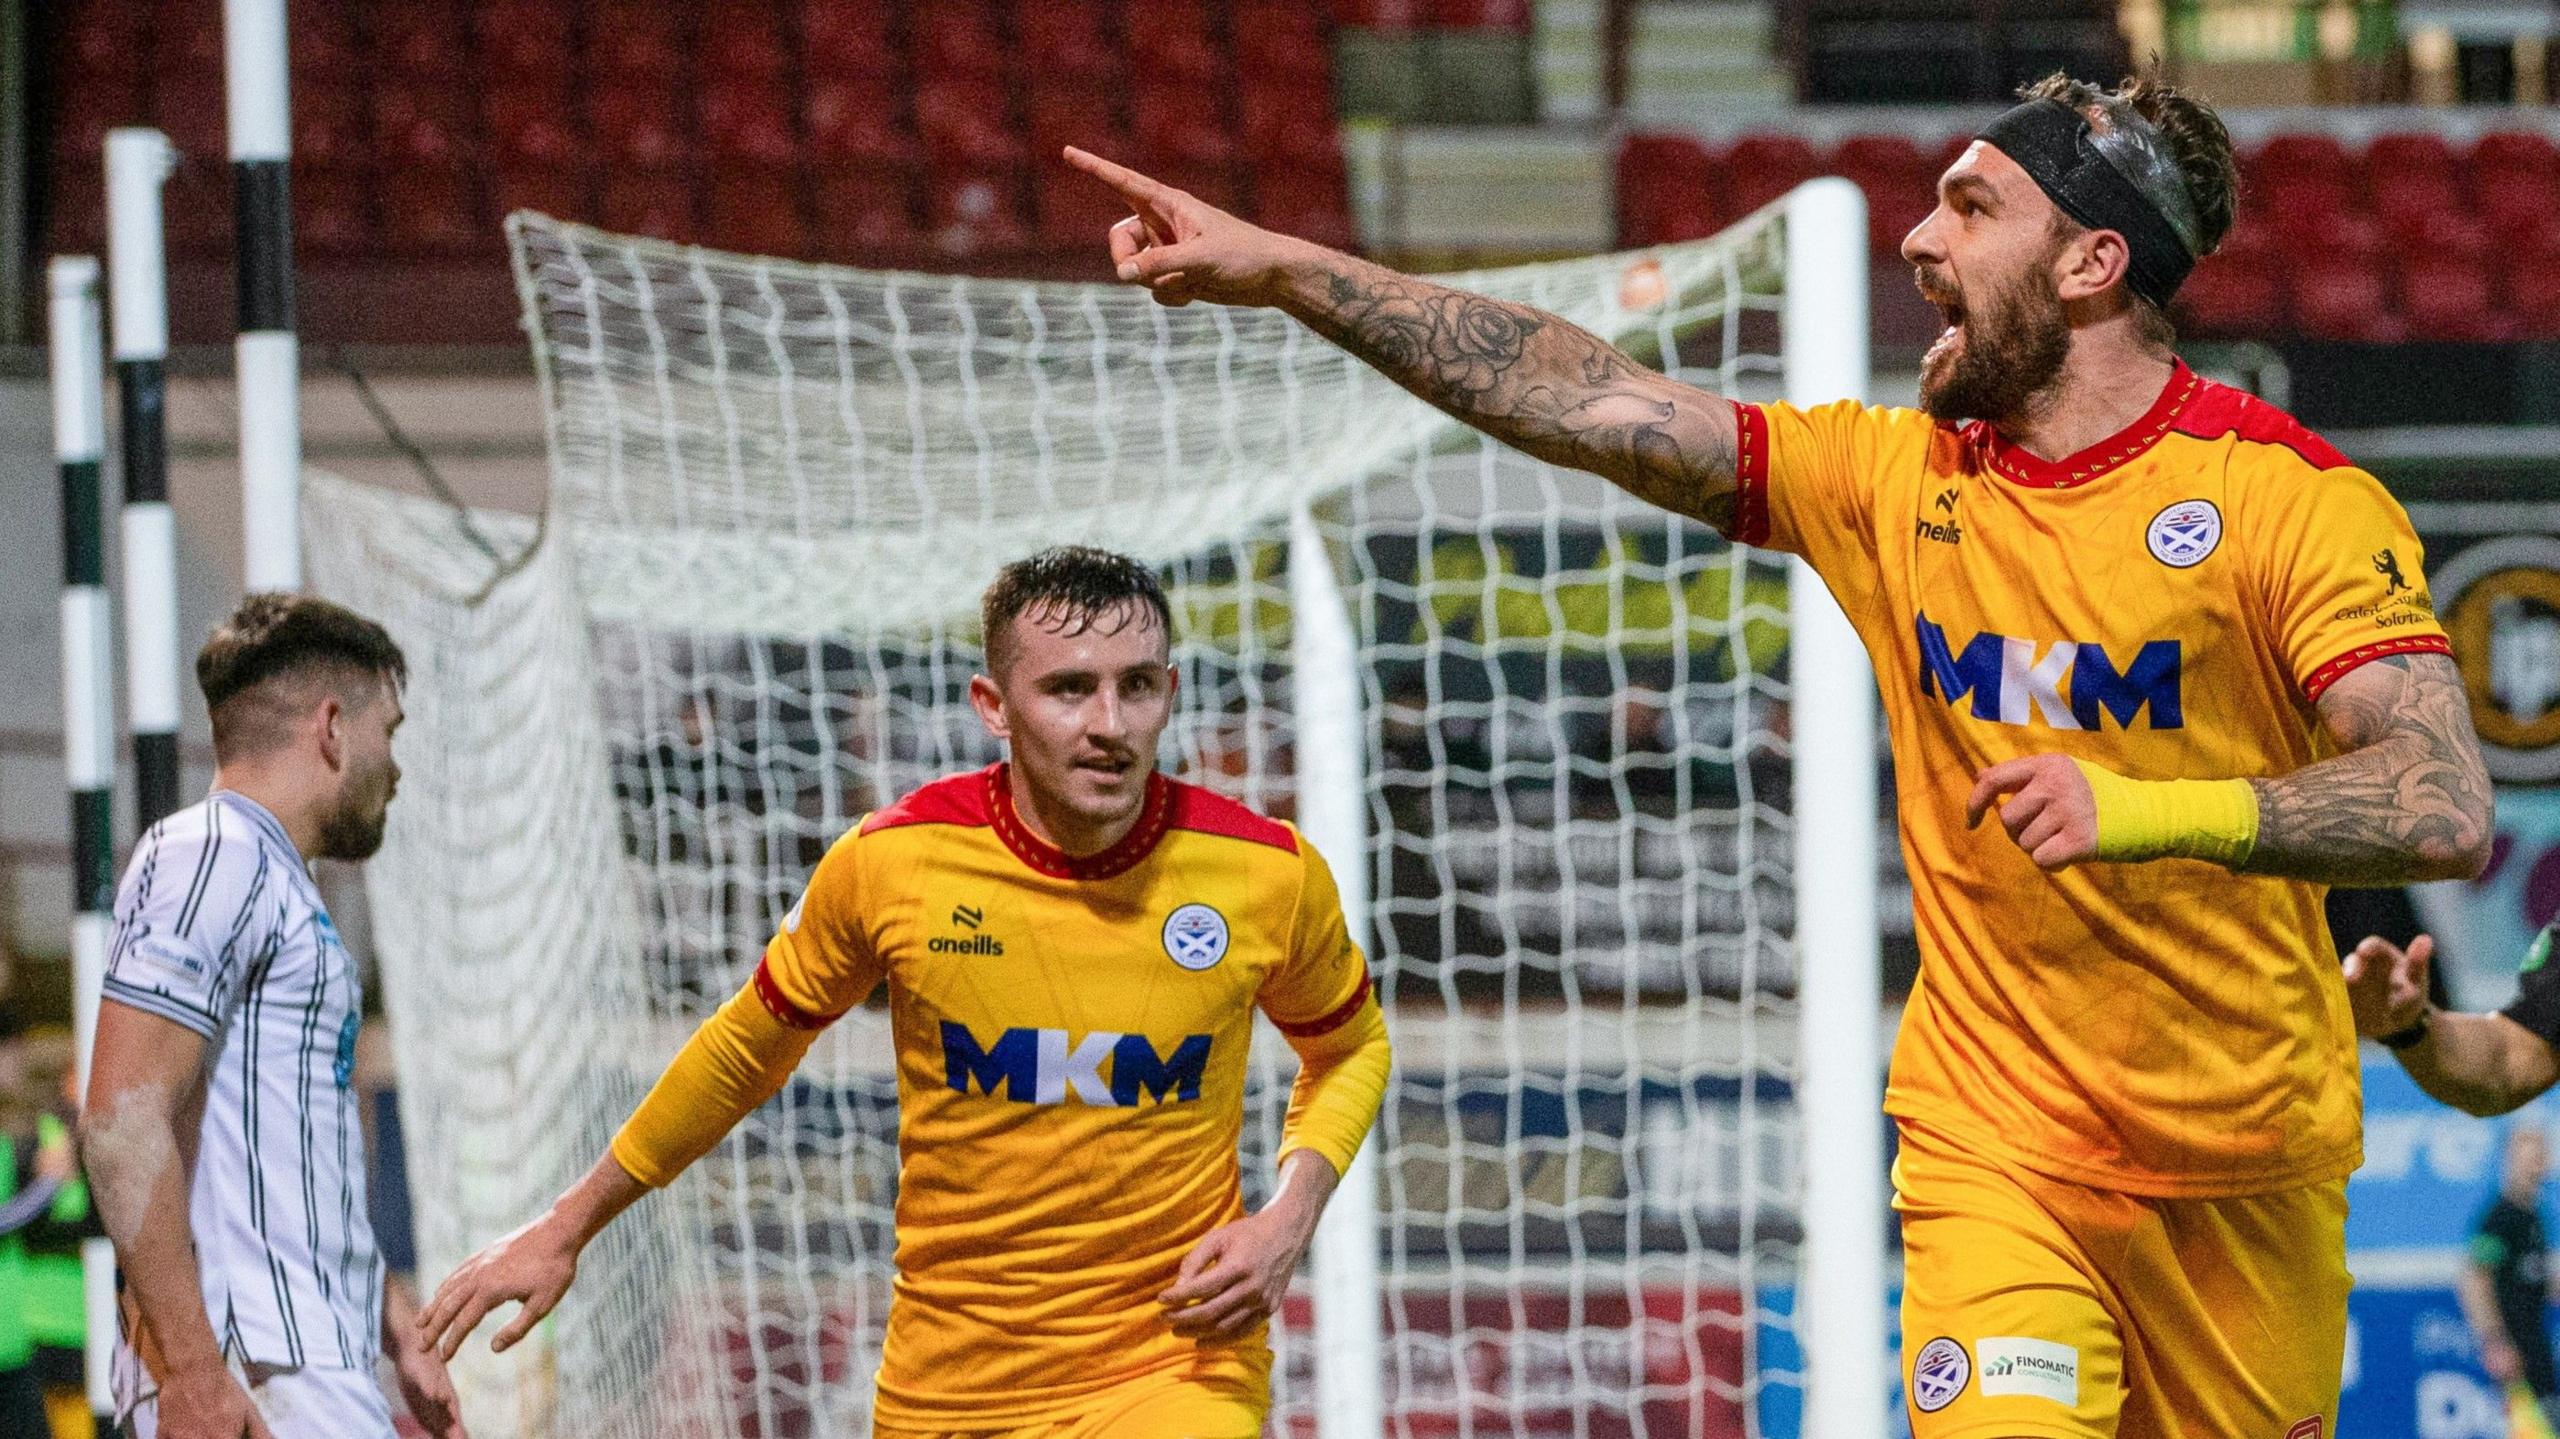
[1733,361,2448,1197]
[750,764,1376,1425]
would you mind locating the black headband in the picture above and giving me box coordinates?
[1976,99,2196,312]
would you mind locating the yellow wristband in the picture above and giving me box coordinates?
[2070,759,2260,868]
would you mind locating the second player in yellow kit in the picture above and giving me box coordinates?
[419,549,1391,1437]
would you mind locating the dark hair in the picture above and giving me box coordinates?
[980,547,1174,673]
[198,593,407,759]
[2018,71,2238,344]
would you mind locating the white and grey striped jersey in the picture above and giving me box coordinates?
[101,790,383,1376]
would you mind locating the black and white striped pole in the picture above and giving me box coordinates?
[50,254,123,1430]
[109,128,182,829]
[226,0,299,589]
[50,255,115,1082]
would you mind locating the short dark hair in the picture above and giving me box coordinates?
[198,593,407,760]
[2018,71,2238,346]
[979,547,1174,674]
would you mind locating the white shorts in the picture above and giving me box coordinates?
[116,1354,395,1439]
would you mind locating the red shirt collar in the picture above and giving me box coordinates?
[985,762,1173,880]
[1969,360,2201,490]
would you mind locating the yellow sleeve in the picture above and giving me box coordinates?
[608,828,886,1188]
[1260,835,1391,1179]
[2244,465,2450,703]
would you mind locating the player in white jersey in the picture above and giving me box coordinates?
[82,595,464,1439]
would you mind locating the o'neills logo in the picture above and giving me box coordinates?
[929,933,1005,955]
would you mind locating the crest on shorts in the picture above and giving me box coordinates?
[1162,903,1230,971]
[2284,1418,2322,1439]
[1910,1335,1969,1413]
[2146,499,2222,569]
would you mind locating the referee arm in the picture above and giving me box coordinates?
[2343,931,2560,1118]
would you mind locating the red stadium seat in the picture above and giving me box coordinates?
[52,72,143,168]
[2288,254,2401,343]
[2173,251,2283,337]
[1617,133,1718,247]
[812,166,919,256]
[1238,76,1341,170]
[700,78,799,168]
[47,173,107,253]
[1132,83,1236,170]
[1255,166,1358,251]
[291,85,370,173]
[476,0,576,78]
[1425,0,1533,30]
[289,4,361,77]
[591,78,691,168]
[707,171,808,254]
[1720,133,1819,218]
[486,86,586,169]
[590,0,685,77]
[1235,1,1332,84]
[150,73,228,163]
[2473,130,2560,178]
[915,78,1024,167]
[804,82,921,166]
[912,2,1004,80]
[379,167,487,257]
[494,166,592,225]
[601,171,701,243]
[2366,132,2460,186]
[150,0,226,83]
[1028,87,1128,167]
[161,161,233,256]
[2400,254,2513,342]
[704,1,790,79]
[371,0,472,74]
[2251,133,2354,188]
[799,0,902,80]
[1828,135,1936,256]
[1125,3,1225,85]
[63,5,144,80]
[2509,252,2560,339]
[295,171,373,257]
[373,87,478,169]
[1332,0,1421,29]
[1011,1,1120,85]
[1036,161,1136,247]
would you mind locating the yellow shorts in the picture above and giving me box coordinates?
[1894,1119,2347,1439]
[873,1364,1264,1439]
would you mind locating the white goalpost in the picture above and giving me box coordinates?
[307,183,1880,1439]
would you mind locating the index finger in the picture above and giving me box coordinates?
[1965,759,2041,829]
[1063,146,1172,207]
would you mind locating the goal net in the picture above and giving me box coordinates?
[306,198,1876,1439]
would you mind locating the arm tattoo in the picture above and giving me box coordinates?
[2242,654,2494,883]
[1286,261,1739,525]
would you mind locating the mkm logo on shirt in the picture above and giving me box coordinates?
[941,1022,1211,1107]
[1915,614,2183,731]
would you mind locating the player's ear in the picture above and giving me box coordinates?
[967,672,1010,742]
[2057,227,2130,305]
[316,692,348,771]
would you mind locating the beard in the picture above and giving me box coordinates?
[316,763,395,861]
[1916,262,2071,427]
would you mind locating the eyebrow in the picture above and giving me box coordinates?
[1941,174,1999,210]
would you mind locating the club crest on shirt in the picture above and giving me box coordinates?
[1162,903,1230,971]
[1910,1335,1969,1413]
[2146,499,2222,568]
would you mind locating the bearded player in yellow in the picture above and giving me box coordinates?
[1065,71,2495,1439]
[417,548,1389,1436]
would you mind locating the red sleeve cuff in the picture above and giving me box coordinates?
[1726,400,1771,547]
[2301,634,2452,703]
[1272,970,1373,1039]
[752,956,843,1031]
